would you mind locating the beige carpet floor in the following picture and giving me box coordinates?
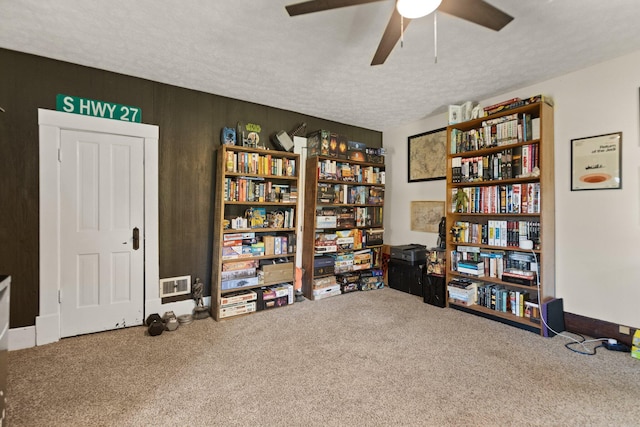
[7,288,640,426]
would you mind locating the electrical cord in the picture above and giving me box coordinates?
[529,248,613,356]
[562,333,608,355]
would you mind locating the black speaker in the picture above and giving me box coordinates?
[423,273,446,308]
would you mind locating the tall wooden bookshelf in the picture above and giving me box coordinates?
[210,145,299,320]
[301,155,385,300]
[445,99,555,334]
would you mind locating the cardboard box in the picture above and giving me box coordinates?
[307,129,331,157]
[333,133,349,159]
[314,265,335,276]
[256,283,293,310]
[263,236,275,256]
[220,267,256,281]
[365,228,384,246]
[314,256,335,276]
[222,259,259,271]
[261,262,294,286]
[221,245,253,259]
[220,290,257,306]
[259,295,288,310]
[316,216,337,228]
[221,275,259,291]
[219,301,257,318]
[347,140,367,162]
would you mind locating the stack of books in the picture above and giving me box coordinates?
[447,278,478,306]
[456,260,485,277]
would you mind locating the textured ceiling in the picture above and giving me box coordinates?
[2,0,640,131]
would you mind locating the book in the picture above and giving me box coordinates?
[483,97,521,113]
[220,290,257,307]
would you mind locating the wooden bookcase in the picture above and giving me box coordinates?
[301,155,385,300]
[445,100,555,334]
[210,145,299,320]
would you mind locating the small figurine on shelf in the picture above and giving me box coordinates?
[437,217,447,249]
[450,225,463,243]
[453,188,469,213]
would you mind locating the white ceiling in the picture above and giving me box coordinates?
[2,0,640,131]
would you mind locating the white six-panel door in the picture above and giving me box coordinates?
[59,129,144,337]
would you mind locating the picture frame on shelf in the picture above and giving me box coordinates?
[570,132,622,191]
[448,105,462,125]
[410,201,445,233]
[408,127,447,183]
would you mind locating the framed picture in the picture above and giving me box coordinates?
[408,127,447,182]
[571,132,622,191]
[410,201,445,233]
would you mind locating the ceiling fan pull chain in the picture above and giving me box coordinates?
[401,15,404,48]
[434,12,438,64]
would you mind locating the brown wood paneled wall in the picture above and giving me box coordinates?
[0,48,382,328]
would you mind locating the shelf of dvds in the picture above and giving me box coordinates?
[301,155,386,300]
[445,99,555,334]
[210,145,300,320]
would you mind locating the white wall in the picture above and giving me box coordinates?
[383,49,640,329]
[383,114,448,249]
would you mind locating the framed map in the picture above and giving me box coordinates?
[410,201,445,233]
[408,127,447,182]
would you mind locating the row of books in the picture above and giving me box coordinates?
[224,150,296,177]
[451,246,538,280]
[451,144,539,183]
[224,177,298,203]
[229,207,295,230]
[452,220,540,247]
[483,95,551,116]
[476,284,539,320]
[317,159,385,184]
[315,206,384,229]
[450,183,540,214]
[450,112,540,154]
[317,183,384,206]
[313,247,383,273]
[221,231,296,260]
[312,269,384,300]
[336,269,384,292]
[447,278,540,320]
[315,230,384,253]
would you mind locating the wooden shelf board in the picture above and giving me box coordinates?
[449,301,542,332]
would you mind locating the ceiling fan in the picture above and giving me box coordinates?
[285,0,513,65]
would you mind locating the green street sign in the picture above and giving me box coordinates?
[56,94,141,123]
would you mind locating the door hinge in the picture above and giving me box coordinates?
[58,148,62,162]
[58,289,61,303]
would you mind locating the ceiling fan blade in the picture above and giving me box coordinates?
[371,8,411,66]
[286,0,386,16]
[438,0,513,31]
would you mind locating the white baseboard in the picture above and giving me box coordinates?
[9,326,36,350]
[145,296,211,319]
[35,313,60,346]
[11,297,212,350]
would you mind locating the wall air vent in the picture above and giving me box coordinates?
[159,275,191,298]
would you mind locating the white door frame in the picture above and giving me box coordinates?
[38,109,159,346]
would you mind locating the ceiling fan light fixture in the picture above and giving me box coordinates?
[396,0,442,19]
